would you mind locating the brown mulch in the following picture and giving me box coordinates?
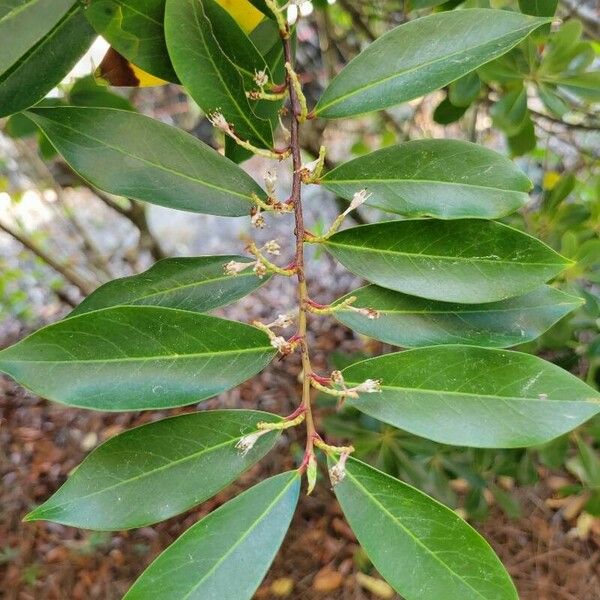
[1,324,599,600]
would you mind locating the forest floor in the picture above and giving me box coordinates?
[1,316,599,600]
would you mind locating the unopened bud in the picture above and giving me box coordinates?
[306,454,317,495]
[264,240,281,255]
[224,260,251,276]
[265,170,277,197]
[253,262,268,278]
[235,430,268,456]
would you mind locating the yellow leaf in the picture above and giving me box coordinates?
[215,0,264,33]
[543,171,561,191]
[95,48,168,88]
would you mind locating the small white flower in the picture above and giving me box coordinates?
[344,189,372,216]
[264,240,281,256]
[253,262,267,278]
[270,335,291,353]
[224,260,251,276]
[330,370,344,385]
[251,209,265,229]
[354,379,381,394]
[269,313,295,329]
[301,157,321,175]
[208,110,233,135]
[236,430,268,456]
[353,307,380,320]
[329,452,349,487]
[254,69,269,88]
[265,170,277,197]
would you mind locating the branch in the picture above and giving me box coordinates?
[0,220,96,296]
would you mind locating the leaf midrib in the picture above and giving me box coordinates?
[0,345,274,366]
[345,468,489,600]
[33,428,280,515]
[181,474,297,600]
[327,240,565,267]
[317,19,542,114]
[344,381,598,405]
[323,177,527,195]
[339,301,579,317]
[29,111,255,202]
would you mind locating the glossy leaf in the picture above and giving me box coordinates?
[331,457,517,600]
[26,410,281,529]
[165,0,273,149]
[124,472,300,600]
[448,72,481,107]
[432,97,468,125]
[26,106,267,216]
[68,75,134,111]
[491,88,529,136]
[71,256,268,316]
[324,220,570,304]
[0,1,95,118]
[315,10,549,119]
[321,140,532,220]
[86,0,178,82]
[0,307,275,411]
[518,0,558,17]
[335,285,582,348]
[342,346,600,448]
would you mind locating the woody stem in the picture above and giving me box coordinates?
[282,31,316,464]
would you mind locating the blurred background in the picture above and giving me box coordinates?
[0,0,599,598]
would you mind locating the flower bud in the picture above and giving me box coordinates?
[329,452,349,487]
[253,262,268,278]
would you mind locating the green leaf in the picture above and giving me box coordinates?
[0,1,95,118]
[330,457,518,600]
[165,0,273,149]
[25,106,267,216]
[321,140,532,220]
[432,97,468,125]
[335,285,582,348]
[518,0,558,17]
[557,72,600,102]
[124,471,300,600]
[342,346,600,448]
[448,72,481,107]
[86,0,177,82]
[538,83,569,118]
[315,10,549,119]
[323,220,570,304]
[26,410,281,529]
[68,75,134,111]
[491,88,529,136]
[507,114,536,157]
[0,307,275,411]
[71,256,268,316]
